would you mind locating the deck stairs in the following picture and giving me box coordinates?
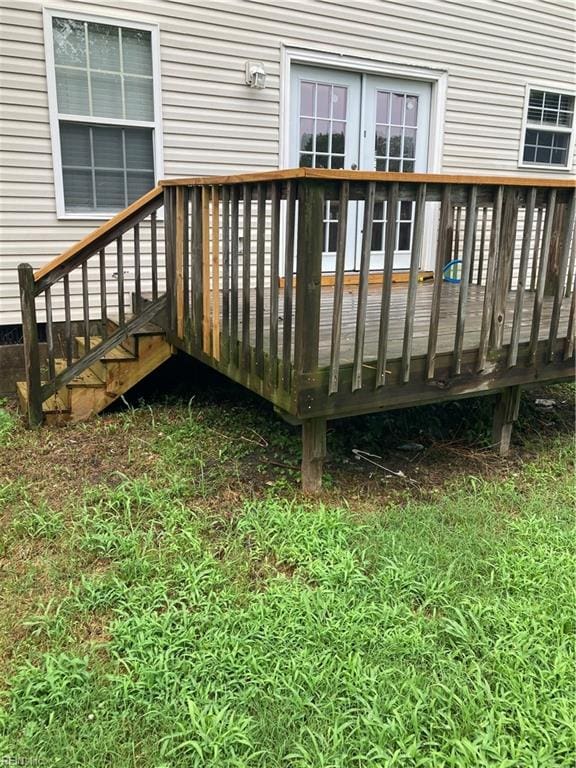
[17,317,173,425]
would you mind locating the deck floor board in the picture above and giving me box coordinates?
[233,282,570,367]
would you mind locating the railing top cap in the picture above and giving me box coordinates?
[160,167,576,189]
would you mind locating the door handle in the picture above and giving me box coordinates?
[350,163,358,170]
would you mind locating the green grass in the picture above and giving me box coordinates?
[0,386,574,767]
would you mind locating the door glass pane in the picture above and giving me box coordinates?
[373,89,419,173]
[298,80,349,170]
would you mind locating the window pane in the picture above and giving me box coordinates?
[95,169,126,209]
[536,146,551,163]
[60,123,91,166]
[125,128,154,169]
[551,148,568,165]
[127,171,155,201]
[88,23,120,71]
[525,129,538,144]
[390,94,404,125]
[300,82,315,116]
[316,84,331,119]
[93,126,123,168]
[56,67,89,114]
[124,76,154,121]
[523,145,536,163]
[405,96,418,127]
[63,168,93,209]
[300,118,314,151]
[332,87,347,120]
[122,29,153,76]
[91,72,123,118]
[53,18,86,67]
[398,222,411,251]
[331,121,346,154]
[376,91,390,123]
[529,90,544,109]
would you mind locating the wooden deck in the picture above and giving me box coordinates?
[247,282,571,367]
[18,169,576,490]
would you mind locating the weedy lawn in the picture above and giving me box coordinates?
[0,372,574,767]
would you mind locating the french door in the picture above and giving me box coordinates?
[290,65,431,272]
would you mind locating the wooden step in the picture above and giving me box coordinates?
[107,316,166,337]
[16,381,71,425]
[75,336,136,361]
[54,359,104,387]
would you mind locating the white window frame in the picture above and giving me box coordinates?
[518,83,575,172]
[43,8,164,220]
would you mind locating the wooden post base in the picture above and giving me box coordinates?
[301,418,327,494]
[492,385,522,456]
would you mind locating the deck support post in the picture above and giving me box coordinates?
[18,264,43,428]
[492,386,521,457]
[301,418,327,494]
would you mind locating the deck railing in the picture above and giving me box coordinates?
[161,170,575,419]
[19,186,167,426]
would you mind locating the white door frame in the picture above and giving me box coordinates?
[279,46,448,271]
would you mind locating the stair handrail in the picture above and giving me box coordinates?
[19,184,166,427]
[33,185,164,294]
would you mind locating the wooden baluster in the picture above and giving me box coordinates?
[476,206,488,285]
[63,273,73,366]
[269,182,281,388]
[426,184,452,380]
[45,286,55,381]
[352,181,376,392]
[491,187,519,351]
[202,186,211,355]
[116,235,125,327]
[241,183,252,371]
[294,181,324,380]
[477,186,504,371]
[190,187,204,352]
[328,181,349,395]
[565,230,576,299]
[18,264,43,427]
[221,186,230,364]
[99,248,108,340]
[211,186,220,360]
[547,189,576,361]
[452,185,478,376]
[376,182,399,387]
[282,180,296,389]
[453,205,462,260]
[163,188,174,330]
[82,260,90,350]
[255,183,266,378]
[527,188,557,365]
[564,273,576,360]
[133,222,141,314]
[174,186,185,338]
[230,185,240,367]
[181,187,190,337]
[508,187,536,368]
[150,210,158,300]
[401,183,426,383]
[529,207,543,292]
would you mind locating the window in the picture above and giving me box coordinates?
[520,87,574,170]
[44,12,162,217]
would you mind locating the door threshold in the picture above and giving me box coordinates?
[279,270,433,289]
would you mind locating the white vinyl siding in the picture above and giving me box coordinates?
[0,0,574,324]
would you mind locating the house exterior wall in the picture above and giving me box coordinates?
[0,0,574,326]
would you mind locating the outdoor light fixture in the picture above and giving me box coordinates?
[245,61,266,89]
